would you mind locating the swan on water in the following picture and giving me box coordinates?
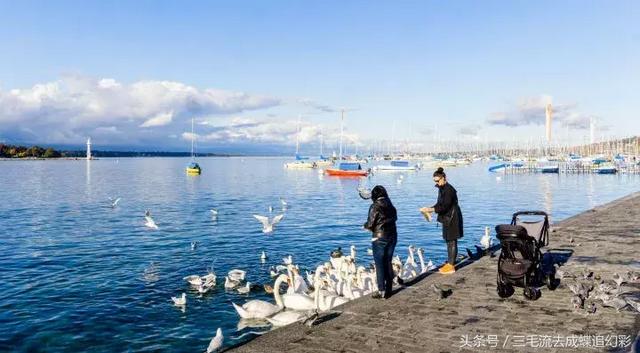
[232,274,287,319]
[253,214,284,233]
[266,310,309,327]
[210,209,218,220]
[171,293,186,306]
[260,251,267,262]
[280,197,288,210]
[206,328,223,353]
[144,210,159,229]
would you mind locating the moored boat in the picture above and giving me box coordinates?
[325,162,369,177]
[373,160,418,171]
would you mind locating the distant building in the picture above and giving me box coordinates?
[86,137,92,160]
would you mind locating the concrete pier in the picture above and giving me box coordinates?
[230,192,640,353]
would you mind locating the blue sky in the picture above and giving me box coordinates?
[0,0,638,153]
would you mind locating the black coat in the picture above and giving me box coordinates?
[432,183,463,241]
[364,195,398,241]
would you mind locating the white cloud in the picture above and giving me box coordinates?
[140,111,173,128]
[0,75,281,144]
[487,94,594,130]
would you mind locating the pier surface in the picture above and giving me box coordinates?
[230,192,640,353]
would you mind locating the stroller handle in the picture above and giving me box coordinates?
[512,211,549,218]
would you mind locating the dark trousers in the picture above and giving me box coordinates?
[372,237,396,295]
[447,239,458,265]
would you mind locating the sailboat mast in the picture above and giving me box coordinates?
[295,115,301,156]
[191,118,195,159]
[320,133,324,157]
[339,109,344,161]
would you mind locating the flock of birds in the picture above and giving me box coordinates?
[129,192,498,353]
[558,266,640,315]
[115,189,640,352]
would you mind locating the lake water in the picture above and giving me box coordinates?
[1,157,638,352]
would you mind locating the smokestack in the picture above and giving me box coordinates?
[545,104,552,142]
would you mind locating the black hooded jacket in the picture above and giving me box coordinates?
[363,186,398,240]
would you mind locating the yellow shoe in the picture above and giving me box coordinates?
[438,263,456,274]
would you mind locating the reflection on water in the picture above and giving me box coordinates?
[0,157,638,352]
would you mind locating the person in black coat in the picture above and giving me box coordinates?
[420,167,463,274]
[363,185,398,298]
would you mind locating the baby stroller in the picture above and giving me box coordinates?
[495,211,553,300]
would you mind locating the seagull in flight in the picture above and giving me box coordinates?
[253,214,284,233]
[108,197,121,208]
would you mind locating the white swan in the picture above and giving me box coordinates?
[416,248,436,273]
[349,245,357,263]
[313,268,350,311]
[206,328,223,353]
[260,251,267,262]
[171,293,186,306]
[266,310,308,326]
[286,266,309,295]
[480,226,492,250]
[144,210,158,229]
[253,214,284,233]
[210,209,218,220]
[232,275,286,319]
[400,245,419,280]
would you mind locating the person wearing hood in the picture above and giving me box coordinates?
[420,167,463,275]
[363,185,398,299]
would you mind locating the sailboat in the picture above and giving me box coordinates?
[186,118,202,175]
[315,133,332,167]
[372,121,418,171]
[284,115,316,169]
[325,110,369,177]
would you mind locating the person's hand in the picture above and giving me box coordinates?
[419,207,433,222]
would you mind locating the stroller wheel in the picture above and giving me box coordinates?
[523,287,540,300]
[545,273,557,290]
[497,283,514,298]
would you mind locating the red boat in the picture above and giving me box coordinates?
[325,162,369,177]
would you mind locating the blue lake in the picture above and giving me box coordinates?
[1,157,638,352]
